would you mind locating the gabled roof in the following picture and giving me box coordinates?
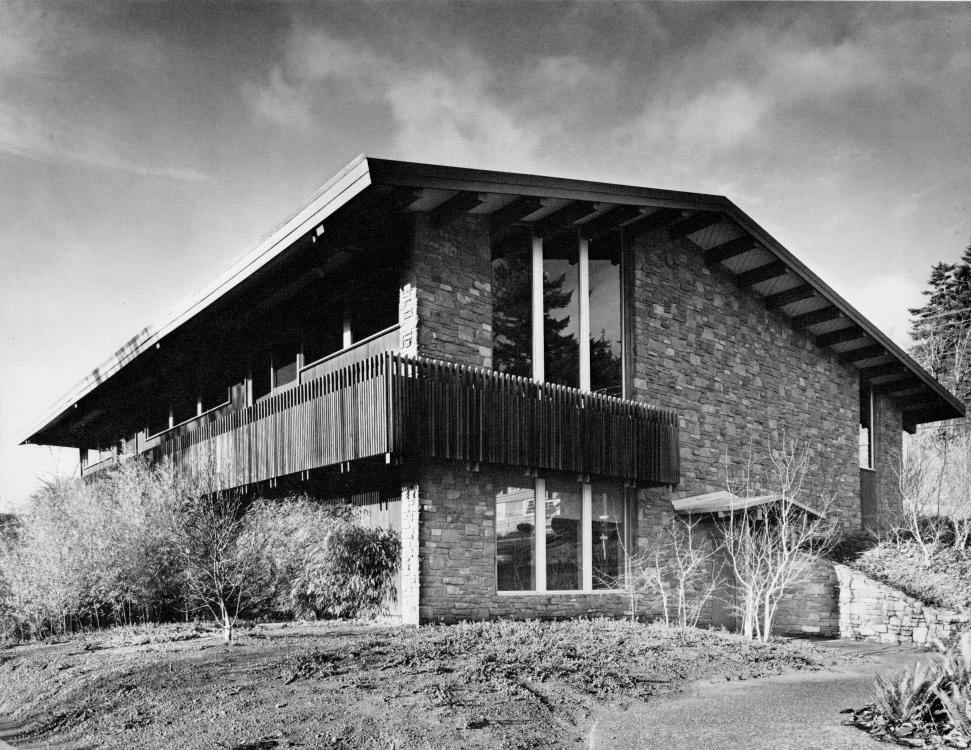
[22,155,964,447]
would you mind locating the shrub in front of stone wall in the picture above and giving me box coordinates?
[256,496,400,620]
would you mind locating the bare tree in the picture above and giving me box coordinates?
[173,490,273,645]
[719,438,839,642]
[625,514,721,634]
[894,435,949,562]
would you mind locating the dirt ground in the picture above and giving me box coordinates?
[0,620,867,750]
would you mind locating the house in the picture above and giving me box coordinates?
[22,156,964,626]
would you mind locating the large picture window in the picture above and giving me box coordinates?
[491,233,624,395]
[497,477,628,593]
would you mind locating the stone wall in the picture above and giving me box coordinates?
[630,228,862,528]
[833,563,969,645]
[415,463,630,623]
[400,214,492,368]
[773,556,841,636]
[772,558,968,645]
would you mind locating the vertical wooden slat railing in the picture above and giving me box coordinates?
[385,352,679,485]
[154,351,680,492]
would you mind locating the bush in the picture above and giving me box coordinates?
[0,466,401,643]
[257,497,400,619]
[851,634,971,745]
[0,460,183,640]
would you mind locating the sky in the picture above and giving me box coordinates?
[1,1,970,511]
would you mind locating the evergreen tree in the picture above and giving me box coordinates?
[910,239,971,408]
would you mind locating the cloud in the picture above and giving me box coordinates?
[0,109,211,182]
[0,3,212,182]
[242,30,545,170]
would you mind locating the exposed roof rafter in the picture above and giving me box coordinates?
[791,307,843,329]
[816,327,867,348]
[668,211,722,240]
[737,260,788,287]
[705,235,758,267]
[764,284,816,310]
[839,345,886,364]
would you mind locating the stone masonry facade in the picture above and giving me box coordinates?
[630,228,863,527]
[413,462,631,623]
[393,214,900,623]
[399,213,492,368]
[773,558,969,645]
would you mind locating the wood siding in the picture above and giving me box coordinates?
[154,352,679,490]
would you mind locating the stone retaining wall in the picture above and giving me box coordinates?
[833,563,969,645]
[774,557,968,645]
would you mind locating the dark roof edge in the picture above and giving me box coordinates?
[367,157,732,212]
[725,203,965,420]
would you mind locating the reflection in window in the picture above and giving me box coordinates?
[273,351,298,390]
[496,484,535,591]
[492,246,532,377]
[592,483,626,589]
[589,243,623,396]
[546,479,582,590]
[544,244,580,388]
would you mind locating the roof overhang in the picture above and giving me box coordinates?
[672,490,825,518]
[22,155,965,447]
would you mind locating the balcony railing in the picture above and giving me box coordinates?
[155,352,679,490]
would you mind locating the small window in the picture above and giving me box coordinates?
[273,357,297,389]
[146,399,170,435]
[860,385,873,469]
[252,362,271,402]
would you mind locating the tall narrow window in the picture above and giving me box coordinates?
[491,234,624,394]
[544,241,580,388]
[860,385,874,469]
[545,478,582,590]
[589,241,623,396]
[496,484,535,591]
[591,483,627,589]
[492,244,533,377]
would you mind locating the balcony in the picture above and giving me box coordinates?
[154,352,680,490]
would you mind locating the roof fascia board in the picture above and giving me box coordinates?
[367,157,730,214]
[21,155,374,444]
[725,203,965,419]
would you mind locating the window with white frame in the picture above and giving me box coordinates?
[496,479,628,593]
